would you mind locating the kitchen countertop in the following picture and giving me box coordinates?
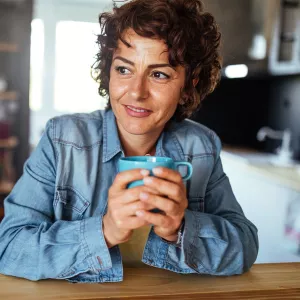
[221,146,300,193]
[0,263,300,299]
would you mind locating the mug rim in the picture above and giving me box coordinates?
[119,156,173,162]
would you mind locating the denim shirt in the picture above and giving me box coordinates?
[0,109,258,282]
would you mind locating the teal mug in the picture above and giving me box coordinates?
[117,156,193,188]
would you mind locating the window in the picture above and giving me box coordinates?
[54,21,107,113]
[29,19,44,112]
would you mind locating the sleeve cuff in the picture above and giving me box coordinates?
[183,209,196,242]
[81,216,112,272]
[182,209,200,266]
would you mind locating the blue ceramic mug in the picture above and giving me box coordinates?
[117,156,193,188]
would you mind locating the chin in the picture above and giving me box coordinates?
[123,124,152,135]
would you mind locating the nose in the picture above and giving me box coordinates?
[128,75,149,101]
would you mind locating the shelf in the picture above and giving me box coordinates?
[0,181,13,194]
[0,91,18,101]
[0,136,19,149]
[0,43,19,53]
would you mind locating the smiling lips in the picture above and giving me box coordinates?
[124,105,153,118]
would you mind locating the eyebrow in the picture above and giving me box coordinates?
[113,56,176,71]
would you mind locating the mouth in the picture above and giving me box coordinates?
[124,105,152,112]
[123,105,153,118]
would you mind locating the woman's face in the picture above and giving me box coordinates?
[109,29,185,137]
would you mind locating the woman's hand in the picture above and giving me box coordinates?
[103,169,158,248]
[136,167,188,242]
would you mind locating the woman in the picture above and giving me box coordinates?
[0,0,258,282]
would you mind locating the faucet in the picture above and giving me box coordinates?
[257,126,294,165]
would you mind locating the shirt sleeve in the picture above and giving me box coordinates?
[0,119,112,281]
[147,133,259,276]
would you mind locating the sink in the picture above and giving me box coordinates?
[221,150,300,168]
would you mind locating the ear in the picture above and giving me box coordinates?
[193,78,199,87]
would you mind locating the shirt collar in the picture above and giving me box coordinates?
[102,109,123,163]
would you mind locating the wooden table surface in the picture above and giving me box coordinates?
[1,263,300,300]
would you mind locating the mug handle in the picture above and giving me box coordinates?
[174,162,193,181]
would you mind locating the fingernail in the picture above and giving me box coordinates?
[140,169,150,176]
[153,167,163,175]
[144,177,153,184]
[136,210,144,217]
[140,192,149,200]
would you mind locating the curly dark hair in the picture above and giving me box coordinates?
[93,0,222,122]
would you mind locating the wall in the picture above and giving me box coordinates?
[193,75,300,159]
[191,78,271,150]
[203,0,253,65]
[203,0,279,67]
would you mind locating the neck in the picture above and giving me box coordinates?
[117,125,162,157]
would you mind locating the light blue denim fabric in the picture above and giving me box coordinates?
[0,109,258,282]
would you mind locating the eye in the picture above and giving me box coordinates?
[115,66,131,75]
[152,71,170,79]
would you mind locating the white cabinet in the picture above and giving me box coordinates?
[221,155,300,264]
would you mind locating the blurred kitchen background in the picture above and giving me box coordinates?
[0,0,300,264]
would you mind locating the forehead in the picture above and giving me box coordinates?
[114,28,169,61]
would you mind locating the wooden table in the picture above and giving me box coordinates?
[0,263,300,299]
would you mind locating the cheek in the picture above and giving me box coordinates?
[151,84,181,107]
[109,75,128,100]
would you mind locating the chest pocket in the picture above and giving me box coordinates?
[54,187,90,221]
[187,197,204,212]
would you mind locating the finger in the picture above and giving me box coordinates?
[112,169,150,192]
[116,216,150,230]
[115,185,161,205]
[115,200,156,219]
[152,167,183,185]
[136,210,172,228]
[139,193,180,216]
[143,176,183,203]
